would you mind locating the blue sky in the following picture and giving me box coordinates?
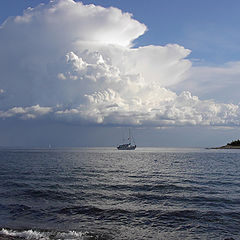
[1,0,240,147]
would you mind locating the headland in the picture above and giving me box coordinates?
[208,139,240,149]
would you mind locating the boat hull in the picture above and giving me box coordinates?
[117,144,136,150]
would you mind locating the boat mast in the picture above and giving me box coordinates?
[128,128,131,144]
[122,131,125,144]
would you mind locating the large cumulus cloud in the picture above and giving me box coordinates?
[0,0,239,126]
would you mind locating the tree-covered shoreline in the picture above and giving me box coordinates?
[227,139,240,146]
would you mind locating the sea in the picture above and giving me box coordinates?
[0,147,240,240]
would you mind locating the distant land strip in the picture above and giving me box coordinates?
[207,139,240,149]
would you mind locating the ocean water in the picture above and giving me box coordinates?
[0,147,240,240]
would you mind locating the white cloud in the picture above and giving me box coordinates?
[0,105,52,119]
[0,0,240,127]
[172,61,240,104]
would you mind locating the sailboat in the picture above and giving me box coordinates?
[117,129,136,150]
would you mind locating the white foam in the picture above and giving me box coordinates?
[0,228,48,239]
[56,230,85,239]
[0,229,86,240]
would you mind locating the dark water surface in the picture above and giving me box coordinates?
[0,148,240,240]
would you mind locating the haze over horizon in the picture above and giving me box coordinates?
[1,0,240,147]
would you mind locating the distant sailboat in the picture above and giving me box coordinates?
[117,129,136,150]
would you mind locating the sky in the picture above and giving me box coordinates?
[1,0,240,147]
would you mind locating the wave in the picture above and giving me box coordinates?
[90,182,202,193]
[0,228,109,240]
[0,229,49,240]
[56,205,131,219]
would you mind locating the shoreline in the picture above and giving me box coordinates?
[207,146,240,149]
